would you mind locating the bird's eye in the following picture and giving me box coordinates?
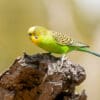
[29,33,32,36]
[34,35,38,39]
[34,32,38,39]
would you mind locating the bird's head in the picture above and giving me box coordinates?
[28,26,47,44]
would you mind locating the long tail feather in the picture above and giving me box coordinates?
[77,47,100,57]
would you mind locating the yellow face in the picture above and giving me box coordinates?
[28,26,48,45]
[28,26,48,44]
[28,26,40,45]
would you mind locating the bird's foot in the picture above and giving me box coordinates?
[44,52,52,55]
[60,54,66,68]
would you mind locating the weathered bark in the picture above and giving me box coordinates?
[0,53,87,100]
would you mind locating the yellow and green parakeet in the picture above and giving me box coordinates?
[28,26,100,57]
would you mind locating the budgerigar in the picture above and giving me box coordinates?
[28,26,100,57]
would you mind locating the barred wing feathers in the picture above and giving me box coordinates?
[51,31,89,47]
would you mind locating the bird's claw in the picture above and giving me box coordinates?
[60,54,66,67]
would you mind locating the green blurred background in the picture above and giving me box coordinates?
[0,0,100,99]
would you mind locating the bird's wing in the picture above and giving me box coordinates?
[51,31,89,47]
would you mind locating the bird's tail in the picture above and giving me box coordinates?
[77,47,100,57]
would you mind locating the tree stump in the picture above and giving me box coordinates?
[0,53,87,100]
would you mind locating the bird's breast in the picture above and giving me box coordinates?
[38,36,70,54]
